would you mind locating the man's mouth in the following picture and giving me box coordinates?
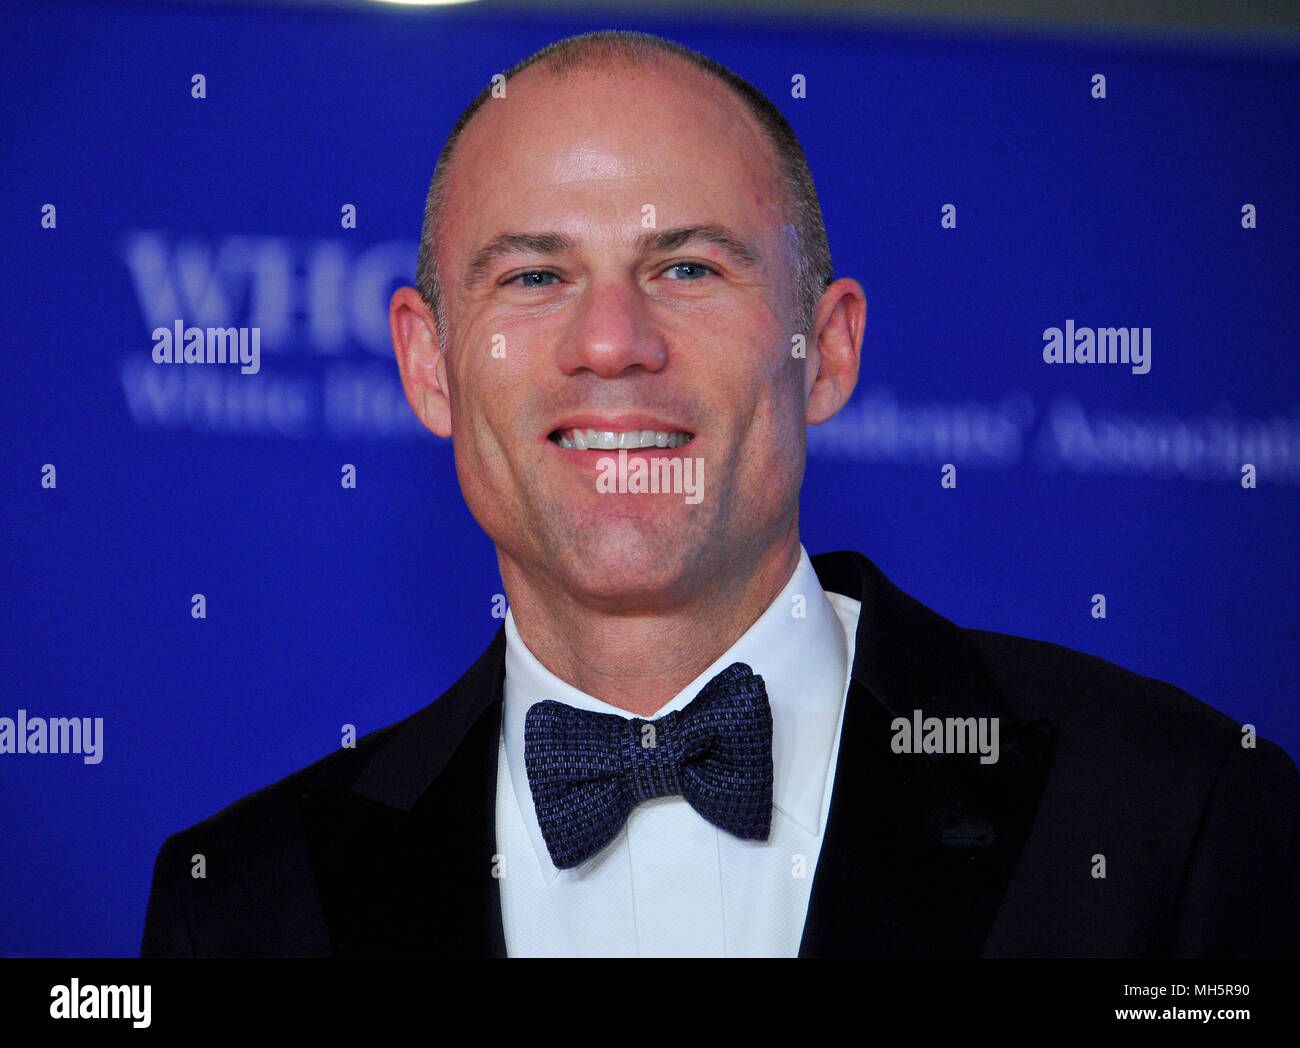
[549,427,695,450]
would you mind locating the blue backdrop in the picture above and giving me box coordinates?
[2,0,1297,956]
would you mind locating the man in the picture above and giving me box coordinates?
[142,30,1300,957]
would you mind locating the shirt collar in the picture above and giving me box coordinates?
[502,544,852,882]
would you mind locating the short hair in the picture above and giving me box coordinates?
[414,30,834,348]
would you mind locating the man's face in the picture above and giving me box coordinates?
[430,60,813,612]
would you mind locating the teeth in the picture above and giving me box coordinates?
[553,428,692,450]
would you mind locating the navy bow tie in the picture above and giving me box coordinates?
[523,662,774,869]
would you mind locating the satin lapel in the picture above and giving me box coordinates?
[299,628,508,957]
[800,552,1056,956]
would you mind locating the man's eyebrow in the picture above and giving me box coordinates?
[634,225,764,269]
[463,231,577,290]
[462,224,764,290]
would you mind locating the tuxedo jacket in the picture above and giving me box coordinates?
[141,550,1300,957]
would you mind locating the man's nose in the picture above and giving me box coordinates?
[556,277,669,378]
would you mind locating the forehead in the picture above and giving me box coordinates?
[439,57,786,263]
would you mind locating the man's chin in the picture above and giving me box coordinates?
[537,529,714,612]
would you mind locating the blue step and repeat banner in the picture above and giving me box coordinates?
[2,1,1297,957]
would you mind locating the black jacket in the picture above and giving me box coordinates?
[141,550,1300,956]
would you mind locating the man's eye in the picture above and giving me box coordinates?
[663,262,716,280]
[506,270,559,287]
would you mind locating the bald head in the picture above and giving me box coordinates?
[415,31,833,349]
[388,29,867,656]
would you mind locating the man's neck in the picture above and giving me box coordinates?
[501,535,802,716]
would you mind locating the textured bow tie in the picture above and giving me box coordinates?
[524,662,774,869]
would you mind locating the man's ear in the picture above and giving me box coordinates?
[804,277,866,425]
[390,286,452,438]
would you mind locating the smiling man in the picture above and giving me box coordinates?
[390,36,860,724]
[142,30,1300,958]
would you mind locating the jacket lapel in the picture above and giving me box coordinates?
[298,628,508,957]
[799,551,1056,956]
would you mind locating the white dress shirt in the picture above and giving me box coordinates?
[495,545,862,957]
